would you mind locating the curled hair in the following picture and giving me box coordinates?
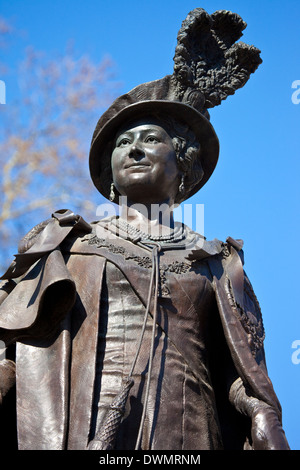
[154,114,204,202]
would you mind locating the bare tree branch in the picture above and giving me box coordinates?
[0,18,121,269]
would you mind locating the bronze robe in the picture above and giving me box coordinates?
[0,210,288,450]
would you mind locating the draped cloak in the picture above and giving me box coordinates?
[0,210,288,450]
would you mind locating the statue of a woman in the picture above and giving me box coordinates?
[0,8,290,450]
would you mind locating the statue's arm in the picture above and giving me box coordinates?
[0,359,15,406]
[229,374,289,450]
[219,240,290,450]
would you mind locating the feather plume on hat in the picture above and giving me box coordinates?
[89,8,262,202]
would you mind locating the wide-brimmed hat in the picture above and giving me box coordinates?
[89,8,261,203]
[89,76,219,204]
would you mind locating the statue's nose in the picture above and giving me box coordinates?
[129,142,144,158]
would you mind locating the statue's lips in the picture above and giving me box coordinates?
[124,162,151,169]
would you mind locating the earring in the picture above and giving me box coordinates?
[179,174,185,195]
[109,182,115,202]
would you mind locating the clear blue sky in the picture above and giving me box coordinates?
[1,0,299,450]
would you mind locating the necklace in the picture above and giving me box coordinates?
[114,217,185,244]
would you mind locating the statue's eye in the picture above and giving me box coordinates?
[117,138,131,147]
[145,135,159,144]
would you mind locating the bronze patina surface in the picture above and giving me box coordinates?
[0,8,289,450]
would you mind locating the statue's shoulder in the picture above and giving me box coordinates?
[18,217,53,254]
[1,209,92,281]
[18,209,92,254]
[186,232,244,264]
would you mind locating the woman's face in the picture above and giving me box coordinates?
[111,119,180,204]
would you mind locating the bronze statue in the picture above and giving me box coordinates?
[0,8,290,450]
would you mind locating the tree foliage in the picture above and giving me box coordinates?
[0,17,120,269]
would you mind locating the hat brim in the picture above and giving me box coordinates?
[89,100,219,203]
